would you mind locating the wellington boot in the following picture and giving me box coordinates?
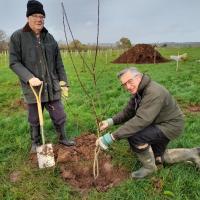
[30,126,41,153]
[54,123,75,146]
[163,148,200,168]
[131,146,157,179]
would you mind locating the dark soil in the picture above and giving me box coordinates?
[112,44,168,64]
[30,134,129,192]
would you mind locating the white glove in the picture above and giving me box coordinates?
[29,77,42,86]
[99,118,113,131]
[96,137,108,150]
[95,133,115,150]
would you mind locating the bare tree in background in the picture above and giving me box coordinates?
[0,30,8,52]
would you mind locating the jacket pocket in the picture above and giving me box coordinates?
[20,81,31,95]
[52,79,61,92]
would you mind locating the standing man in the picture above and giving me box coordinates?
[9,0,75,153]
[96,67,200,178]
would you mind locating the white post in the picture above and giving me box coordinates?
[4,51,7,67]
[0,53,2,67]
[5,51,8,66]
[176,51,179,71]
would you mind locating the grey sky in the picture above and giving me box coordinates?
[0,0,199,44]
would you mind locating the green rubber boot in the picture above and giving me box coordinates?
[30,125,41,153]
[54,123,75,146]
[131,146,157,179]
[163,148,200,168]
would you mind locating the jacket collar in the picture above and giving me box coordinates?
[22,23,48,34]
[137,74,151,95]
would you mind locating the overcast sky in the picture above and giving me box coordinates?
[0,0,199,44]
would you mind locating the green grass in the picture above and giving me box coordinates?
[1,47,200,199]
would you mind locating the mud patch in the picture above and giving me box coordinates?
[30,134,129,192]
[151,177,164,192]
[11,98,27,110]
[112,44,168,64]
[29,153,38,167]
[9,171,22,183]
[57,134,129,192]
[187,105,200,113]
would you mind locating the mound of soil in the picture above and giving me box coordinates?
[113,44,168,64]
[30,134,129,192]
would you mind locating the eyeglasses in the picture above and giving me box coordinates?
[121,78,136,88]
[31,14,45,20]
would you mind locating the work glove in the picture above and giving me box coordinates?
[95,133,115,150]
[59,81,69,100]
[29,77,42,86]
[99,118,114,131]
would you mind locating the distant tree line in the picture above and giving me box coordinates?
[2,29,200,53]
[0,29,133,53]
[59,37,132,51]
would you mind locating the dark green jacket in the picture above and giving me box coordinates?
[112,75,184,140]
[9,23,68,104]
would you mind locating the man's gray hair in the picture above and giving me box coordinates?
[117,67,142,79]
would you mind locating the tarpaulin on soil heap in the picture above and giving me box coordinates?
[112,44,168,64]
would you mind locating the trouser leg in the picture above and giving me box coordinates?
[29,125,41,153]
[27,103,44,153]
[45,100,75,146]
[128,125,170,178]
[128,125,170,163]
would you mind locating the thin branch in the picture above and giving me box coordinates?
[61,2,93,75]
[92,0,100,87]
[61,3,100,132]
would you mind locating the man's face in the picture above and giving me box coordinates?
[120,71,141,94]
[28,13,45,34]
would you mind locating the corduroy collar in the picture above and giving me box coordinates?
[137,74,151,94]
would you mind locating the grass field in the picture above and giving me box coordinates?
[1,47,200,199]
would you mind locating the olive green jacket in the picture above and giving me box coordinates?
[112,75,184,140]
[9,23,68,104]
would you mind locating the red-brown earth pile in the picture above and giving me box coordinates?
[113,44,168,64]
